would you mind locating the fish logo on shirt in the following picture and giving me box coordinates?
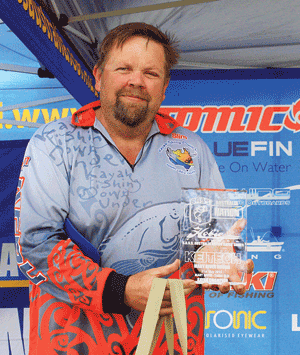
[166,147,194,170]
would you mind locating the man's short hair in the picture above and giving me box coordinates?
[95,22,179,80]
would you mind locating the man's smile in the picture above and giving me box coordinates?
[121,95,147,103]
[118,89,151,103]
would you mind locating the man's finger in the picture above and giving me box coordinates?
[161,300,172,308]
[153,259,180,278]
[163,289,171,300]
[182,279,197,289]
[202,282,212,290]
[246,259,254,274]
[183,285,197,296]
[159,307,173,316]
[219,282,230,294]
[182,279,198,296]
[201,283,222,292]
[225,218,247,237]
[235,258,254,273]
[162,279,197,300]
[229,269,246,295]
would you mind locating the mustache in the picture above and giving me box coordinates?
[117,88,151,102]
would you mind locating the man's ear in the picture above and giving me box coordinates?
[93,66,101,92]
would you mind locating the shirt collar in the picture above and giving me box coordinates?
[71,101,180,135]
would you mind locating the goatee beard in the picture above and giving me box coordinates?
[113,92,150,128]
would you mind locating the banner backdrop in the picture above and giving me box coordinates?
[1,69,300,354]
[161,69,300,355]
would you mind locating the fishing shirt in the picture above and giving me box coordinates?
[15,101,224,355]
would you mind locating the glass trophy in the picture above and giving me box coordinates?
[180,188,247,285]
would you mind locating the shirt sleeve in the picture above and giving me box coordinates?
[197,138,225,190]
[15,134,125,314]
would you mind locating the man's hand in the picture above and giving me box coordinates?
[197,219,254,295]
[124,259,197,316]
[201,258,254,295]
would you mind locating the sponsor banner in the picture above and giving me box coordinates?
[0,101,81,140]
[0,140,29,354]
[159,101,300,133]
[161,73,300,355]
[1,71,300,353]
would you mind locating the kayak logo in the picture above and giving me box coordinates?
[160,100,300,133]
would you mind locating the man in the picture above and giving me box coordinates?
[15,23,253,354]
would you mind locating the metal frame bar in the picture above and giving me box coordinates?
[49,0,95,45]
[0,63,38,74]
[49,0,60,18]
[71,0,95,42]
[0,95,74,112]
[64,25,93,44]
[176,60,257,70]
[0,119,42,128]
[68,0,218,23]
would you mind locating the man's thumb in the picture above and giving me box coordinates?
[154,259,180,277]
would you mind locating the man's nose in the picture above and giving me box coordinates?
[127,71,145,88]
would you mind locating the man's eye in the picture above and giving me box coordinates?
[146,71,159,77]
[117,67,129,71]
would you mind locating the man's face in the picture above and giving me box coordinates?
[93,36,169,128]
